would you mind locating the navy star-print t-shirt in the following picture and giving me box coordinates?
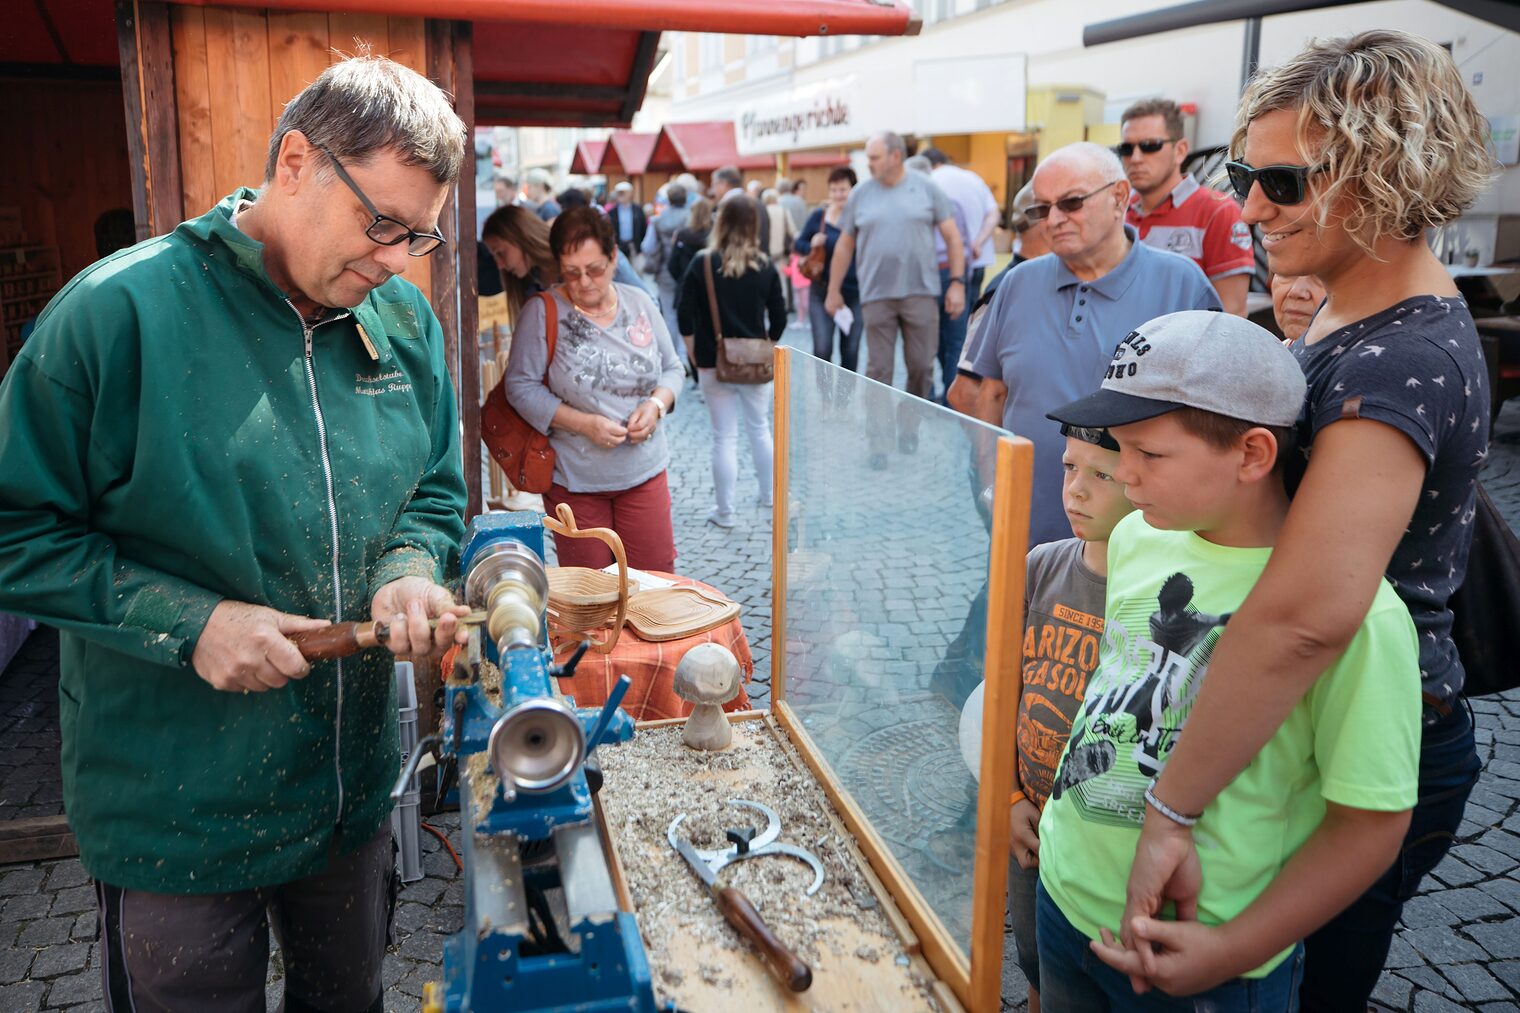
[1286,295,1489,713]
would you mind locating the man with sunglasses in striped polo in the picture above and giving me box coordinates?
[1121,99,1256,317]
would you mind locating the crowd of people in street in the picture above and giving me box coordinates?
[0,11,1508,1009]
[478,24,1507,1013]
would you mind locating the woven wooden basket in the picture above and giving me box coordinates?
[543,503,630,654]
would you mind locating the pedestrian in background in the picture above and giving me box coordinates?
[523,168,561,222]
[797,167,864,376]
[609,180,647,265]
[762,187,798,310]
[678,196,786,528]
[1122,97,1255,315]
[970,141,1219,547]
[502,206,682,571]
[481,204,559,325]
[1269,272,1326,342]
[778,177,808,232]
[924,147,1000,402]
[713,165,769,250]
[641,182,692,369]
[826,131,965,468]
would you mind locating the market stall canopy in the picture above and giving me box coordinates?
[648,122,773,174]
[602,130,659,176]
[4,1,919,128]
[570,139,609,175]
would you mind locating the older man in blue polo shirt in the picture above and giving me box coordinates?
[971,141,1219,547]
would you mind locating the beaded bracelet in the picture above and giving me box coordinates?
[1144,780,1200,828]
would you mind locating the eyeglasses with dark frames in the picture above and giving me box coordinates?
[1116,138,1179,158]
[1024,180,1121,222]
[1225,161,1324,207]
[315,143,447,257]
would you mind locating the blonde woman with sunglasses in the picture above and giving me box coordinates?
[1098,31,1495,1007]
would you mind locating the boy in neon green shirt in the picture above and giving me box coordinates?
[1038,311,1420,1008]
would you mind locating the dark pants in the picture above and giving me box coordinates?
[97,825,395,1013]
[1300,701,1481,1010]
[935,266,984,405]
[1038,880,1305,1011]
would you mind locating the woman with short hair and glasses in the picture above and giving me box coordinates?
[1097,31,1496,1008]
[501,206,683,571]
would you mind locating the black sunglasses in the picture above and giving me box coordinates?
[1025,180,1120,222]
[1225,161,1323,206]
[1116,138,1178,158]
[316,144,447,256]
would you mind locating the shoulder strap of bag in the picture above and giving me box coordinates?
[538,290,558,382]
[701,251,723,341]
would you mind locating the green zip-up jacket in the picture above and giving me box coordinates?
[0,191,466,893]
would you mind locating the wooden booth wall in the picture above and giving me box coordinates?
[167,7,433,303]
[0,78,134,284]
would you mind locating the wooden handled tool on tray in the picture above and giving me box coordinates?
[672,837,813,992]
[289,612,487,660]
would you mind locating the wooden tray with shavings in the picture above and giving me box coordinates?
[595,714,959,1013]
[622,585,740,642]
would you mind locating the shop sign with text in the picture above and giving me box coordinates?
[736,78,861,156]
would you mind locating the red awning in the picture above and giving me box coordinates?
[570,140,609,175]
[3,1,917,130]
[648,122,774,174]
[601,130,659,175]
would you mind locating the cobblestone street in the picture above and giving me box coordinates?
[1,325,1519,1011]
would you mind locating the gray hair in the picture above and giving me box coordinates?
[904,155,933,176]
[525,167,552,188]
[665,182,688,207]
[761,187,779,204]
[870,131,907,158]
[713,165,743,188]
[265,55,467,184]
[777,178,794,194]
[1039,141,1126,186]
[1009,181,1038,232]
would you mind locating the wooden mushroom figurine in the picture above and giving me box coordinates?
[674,643,741,750]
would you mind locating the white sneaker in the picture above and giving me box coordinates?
[707,507,738,528]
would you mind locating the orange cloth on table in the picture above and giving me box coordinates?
[551,573,753,721]
[436,574,752,723]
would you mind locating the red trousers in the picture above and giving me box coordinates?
[545,471,677,573]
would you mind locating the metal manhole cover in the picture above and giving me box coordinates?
[834,711,976,852]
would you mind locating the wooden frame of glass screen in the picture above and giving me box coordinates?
[767,346,1033,1012]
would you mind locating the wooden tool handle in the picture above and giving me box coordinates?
[289,622,382,660]
[714,885,813,992]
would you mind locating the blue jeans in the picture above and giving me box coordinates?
[806,287,863,371]
[1299,700,1480,1010]
[1036,881,1304,1012]
[936,266,972,404]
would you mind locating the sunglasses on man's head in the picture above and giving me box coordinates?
[1116,138,1177,158]
[1225,161,1323,206]
[1024,180,1120,222]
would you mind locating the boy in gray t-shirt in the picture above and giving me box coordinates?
[1007,423,1134,1009]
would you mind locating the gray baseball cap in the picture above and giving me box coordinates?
[1047,310,1306,431]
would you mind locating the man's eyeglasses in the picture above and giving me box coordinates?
[561,260,611,283]
[1225,161,1323,206]
[315,144,447,256]
[1116,138,1178,158]
[1025,180,1120,222]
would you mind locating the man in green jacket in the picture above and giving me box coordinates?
[0,56,470,1012]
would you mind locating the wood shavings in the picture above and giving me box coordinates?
[598,720,943,1012]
